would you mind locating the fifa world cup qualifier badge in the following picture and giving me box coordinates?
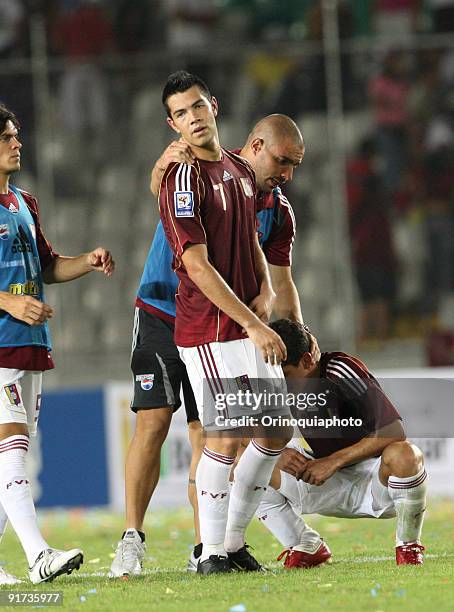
[136,374,155,391]
[174,191,194,217]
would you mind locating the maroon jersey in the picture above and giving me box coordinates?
[0,189,57,371]
[295,351,401,459]
[159,150,259,347]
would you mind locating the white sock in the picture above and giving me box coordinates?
[256,485,322,552]
[388,467,427,546]
[225,440,284,553]
[0,436,48,565]
[197,447,233,561]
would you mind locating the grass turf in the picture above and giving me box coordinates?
[0,500,453,611]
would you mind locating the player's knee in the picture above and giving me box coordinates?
[383,440,424,477]
[209,438,241,457]
[135,409,171,444]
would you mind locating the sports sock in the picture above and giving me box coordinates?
[256,485,322,551]
[122,529,145,543]
[387,467,427,546]
[0,436,48,565]
[197,447,233,561]
[224,440,284,553]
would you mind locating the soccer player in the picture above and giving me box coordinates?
[257,319,426,567]
[158,70,294,575]
[109,110,309,576]
[0,103,115,584]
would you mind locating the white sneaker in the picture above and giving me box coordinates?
[186,549,198,573]
[0,566,22,585]
[29,548,83,584]
[109,529,145,577]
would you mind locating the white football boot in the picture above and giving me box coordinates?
[29,548,83,584]
[0,566,22,585]
[109,529,145,577]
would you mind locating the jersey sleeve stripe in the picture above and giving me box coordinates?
[328,359,368,390]
[326,362,367,394]
[326,367,363,395]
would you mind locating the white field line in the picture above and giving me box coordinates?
[73,552,454,578]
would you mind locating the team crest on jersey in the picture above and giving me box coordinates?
[4,384,22,406]
[174,191,194,217]
[136,374,155,391]
[0,224,9,240]
[240,178,254,197]
[222,170,233,181]
[8,202,19,213]
[235,374,253,393]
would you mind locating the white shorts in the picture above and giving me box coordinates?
[178,338,288,428]
[0,369,42,437]
[280,441,395,519]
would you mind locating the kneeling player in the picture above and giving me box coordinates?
[256,320,426,567]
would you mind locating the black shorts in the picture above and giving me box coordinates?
[130,308,199,423]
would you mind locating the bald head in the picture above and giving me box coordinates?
[241,114,305,193]
[246,114,304,150]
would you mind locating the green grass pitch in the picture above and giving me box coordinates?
[0,500,453,611]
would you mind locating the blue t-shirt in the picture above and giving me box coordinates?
[0,185,51,349]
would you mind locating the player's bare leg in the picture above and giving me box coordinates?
[378,441,426,565]
[0,423,82,583]
[125,408,172,530]
[110,407,172,578]
[187,420,204,571]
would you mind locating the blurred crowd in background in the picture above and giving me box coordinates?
[0,0,453,380]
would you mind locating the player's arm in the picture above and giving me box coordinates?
[0,291,54,325]
[182,244,286,364]
[150,139,195,197]
[269,264,303,322]
[299,419,406,486]
[42,248,115,283]
[248,234,276,322]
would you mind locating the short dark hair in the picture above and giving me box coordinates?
[269,319,312,367]
[0,103,20,134]
[162,70,211,117]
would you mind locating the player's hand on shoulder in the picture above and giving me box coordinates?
[156,139,195,173]
[86,247,115,276]
[244,319,287,365]
[6,295,54,325]
[277,447,309,478]
[308,332,321,362]
[299,456,340,486]
[248,287,276,323]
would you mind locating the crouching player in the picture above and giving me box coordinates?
[256,319,426,567]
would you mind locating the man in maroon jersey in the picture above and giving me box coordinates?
[151,113,305,321]
[257,319,427,567]
[0,103,114,584]
[159,71,293,574]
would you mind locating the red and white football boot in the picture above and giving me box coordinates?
[277,541,332,569]
[396,543,425,565]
